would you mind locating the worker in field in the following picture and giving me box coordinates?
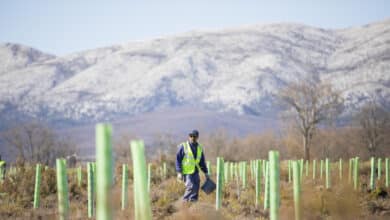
[0,155,6,180]
[176,130,209,202]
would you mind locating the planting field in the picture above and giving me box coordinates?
[1,159,390,219]
[0,124,390,220]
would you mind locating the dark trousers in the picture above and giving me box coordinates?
[183,173,200,202]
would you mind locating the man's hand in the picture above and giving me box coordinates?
[177,173,183,182]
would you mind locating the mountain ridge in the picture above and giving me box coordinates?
[0,19,389,127]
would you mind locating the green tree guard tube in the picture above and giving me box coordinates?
[305,160,309,177]
[235,163,240,197]
[131,140,152,220]
[228,162,231,182]
[224,162,229,184]
[33,164,41,209]
[207,161,211,175]
[348,158,353,183]
[163,162,167,179]
[354,157,359,190]
[216,157,224,210]
[92,162,97,194]
[96,124,113,220]
[254,161,257,178]
[339,158,342,181]
[313,159,316,180]
[386,158,389,188]
[230,162,236,180]
[235,163,239,181]
[252,160,256,181]
[370,157,375,190]
[248,161,251,179]
[288,160,292,183]
[299,159,304,181]
[77,166,82,187]
[320,160,324,179]
[147,163,152,193]
[239,162,243,182]
[264,161,270,210]
[378,158,382,180]
[250,160,253,180]
[87,162,94,218]
[325,158,330,189]
[122,164,128,210]
[252,161,255,180]
[230,162,234,180]
[56,159,69,220]
[255,160,262,208]
[292,161,301,220]
[242,162,247,189]
[269,151,280,220]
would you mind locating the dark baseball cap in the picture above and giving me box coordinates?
[189,130,199,137]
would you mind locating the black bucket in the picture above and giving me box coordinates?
[201,178,216,194]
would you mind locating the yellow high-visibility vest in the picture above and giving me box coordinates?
[181,141,203,175]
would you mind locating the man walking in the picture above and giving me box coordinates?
[176,130,209,202]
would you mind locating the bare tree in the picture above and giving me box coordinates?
[203,129,229,161]
[356,96,390,157]
[278,79,343,160]
[280,122,304,159]
[113,133,138,163]
[149,133,177,162]
[1,122,77,166]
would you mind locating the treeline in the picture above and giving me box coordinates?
[0,122,77,166]
[201,123,389,163]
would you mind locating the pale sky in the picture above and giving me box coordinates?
[0,0,389,55]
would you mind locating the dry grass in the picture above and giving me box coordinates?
[1,163,390,219]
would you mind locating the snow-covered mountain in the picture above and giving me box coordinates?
[0,19,389,126]
[0,43,55,75]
